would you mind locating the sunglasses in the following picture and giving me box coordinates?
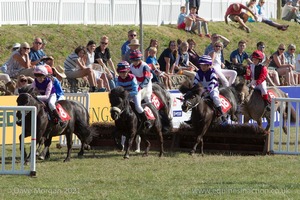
[20,79,27,83]
[290,49,296,51]
[101,42,108,45]
[129,34,137,37]
[259,46,265,48]
[23,47,30,50]
[278,48,285,51]
[215,46,222,48]
[34,73,45,77]
[35,42,42,45]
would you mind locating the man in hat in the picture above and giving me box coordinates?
[121,30,138,61]
[124,39,140,64]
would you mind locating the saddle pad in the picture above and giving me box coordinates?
[56,104,71,121]
[151,93,164,110]
[267,90,277,99]
[144,106,156,120]
[219,94,232,114]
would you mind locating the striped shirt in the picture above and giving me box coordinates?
[64,52,79,72]
[116,73,139,97]
[194,68,219,92]
[130,61,152,89]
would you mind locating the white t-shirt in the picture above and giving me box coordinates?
[296,54,300,72]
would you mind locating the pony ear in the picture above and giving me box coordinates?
[179,80,193,94]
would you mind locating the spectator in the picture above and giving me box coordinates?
[284,44,299,84]
[282,0,300,23]
[256,42,280,86]
[94,36,117,90]
[175,41,197,80]
[230,40,252,65]
[158,40,178,74]
[186,0,201,14]
[52,65,66,82]
[224,3,257,33]
[146,47,172,89]
[204,33,230,63]
[29,37,47,66]
[5,42,34,79]
[124,39,141,64]
[268,44,295,85]
[1,43,21,73]
[121,30,137,60]
[14,75,33,95]
[144,39,159,59]
[256,0,289,30]
[187,38,200,67]
[185,6,210,37]
[64,45,97,92]
[296,51,300,72]
[209,41,237,86]
[177,6,187,30]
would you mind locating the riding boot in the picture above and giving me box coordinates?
[263,94,271,111]
[52,110,66,127]
[139,112,152,129]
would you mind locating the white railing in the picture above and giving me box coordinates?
[0,106,36,176]
[269,98,300,155]
[0,0,277,26]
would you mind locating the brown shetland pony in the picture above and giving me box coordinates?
[234,82,297,134]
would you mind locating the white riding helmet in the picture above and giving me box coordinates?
[33,65,48,76]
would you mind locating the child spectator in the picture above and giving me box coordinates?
[185,6,210,37]
[146,47,172,90]
[177,6,187,30]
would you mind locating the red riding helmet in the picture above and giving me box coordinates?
[252,50,264,60]
[117,61,130,72]
[129,50,142,61]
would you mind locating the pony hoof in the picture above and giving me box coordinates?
[63,158,70,162]
[142,153,148,157]
[123,155,129,159]
[38,156,45,160]
[189,151,195,156]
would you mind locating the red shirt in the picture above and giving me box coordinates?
[225,3,247,16]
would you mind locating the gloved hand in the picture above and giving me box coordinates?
[247,80,256,89]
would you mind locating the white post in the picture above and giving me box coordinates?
[58,0,63,24]
[157,0,163,26]
[84,0,88,25]
[30,107,37,177]
[0,1,2,27]
[135,0,139,26]
[111,0,115,26]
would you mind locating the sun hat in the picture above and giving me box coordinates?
[129,50,143,61]
[12,43,21,49]
[33,65,48,76]
[52,65,66,78]
[128,39,140,46]
[20,42,30,49]
[198,55,212,65]
[117,61,130,72]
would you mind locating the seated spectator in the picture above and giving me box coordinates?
[5,42,34,79]
[64,45,97,92]
[282,0,300,23]
[146,47,172,89]
[121,30,137,60]
[175,41,197,80]
[185,6,210,37]
[94,36,118,90]
[284,44,299,84]
[209,41,237,86]
[144,39,159,59]
[255,0,289,30]
[230,40,252,65]
[256,42,280,86]
[29,37,47,66]
[14,75,32,95]
[124,39,141,64]
[87,40,110,91]
[177,6,187,30]
[187,38,200,67]
[296,51,300,72]
[52,65,66,82]
[224,3,257,33]
[268,44,295,85]
[204,33,230,63]
[186,0,201,14]
[1,43,21,73]
[158,40,178,74]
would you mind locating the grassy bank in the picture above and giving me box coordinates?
[0,20,299,67]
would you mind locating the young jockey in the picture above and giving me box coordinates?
[129,50,153,129]
[186,55,227,124]
[31,65,65,125]
[44,64,65,101]
[245,50,271,110]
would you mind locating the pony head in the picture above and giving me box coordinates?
[109,87,129,120]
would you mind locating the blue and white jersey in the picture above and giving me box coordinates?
[194,68,219,92]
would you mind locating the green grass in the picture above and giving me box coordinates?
[0,142,300,200]
[0,21,299,67]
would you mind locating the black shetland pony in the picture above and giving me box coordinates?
[109,86,164,159]
[16,89,94,162]
[179,81,220,156]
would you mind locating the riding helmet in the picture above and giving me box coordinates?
[129,50,142,61]
[251,50,264,60]
[198,55,212,65]
[44,64,53,75]
[33,65,48,76]
[117,61,130,72]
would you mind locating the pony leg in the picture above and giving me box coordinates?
[158,131,164,157]
[39,138,52,160]
[200,136,204,156]
[135,135,141,153]
[64,133,73,162]
[124,134,135,159]
[142,137,151,157]
[19,134,28,163]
